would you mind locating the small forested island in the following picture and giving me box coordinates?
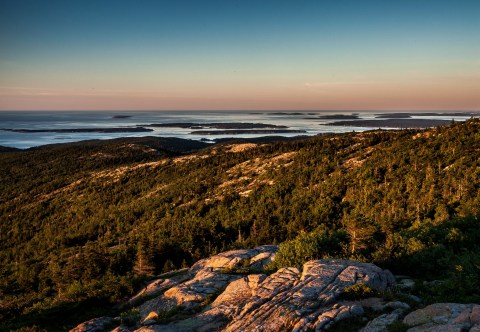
[145,122,288,129]
[0,127,153,133]
[326,118,454,128]
[190,129,307,135]
[375,113,413,118]
[317,114,360,119]
[112,115,132,119]
[1,119,480,331]
[270,112,305,115]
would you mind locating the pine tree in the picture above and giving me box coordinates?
[133,239,155,276]
[343,213,375,256]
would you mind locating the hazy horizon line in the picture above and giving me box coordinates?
[1,109,479,113]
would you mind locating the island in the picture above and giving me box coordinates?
[317,114,360,120]
[375,111,479,118]
[414,112,479,117]
[190,129,307,135]
[0,127,153,133]
[145,122,288,129]
[270,112,305,115]
[375,113,412,119]
[111,115,132,119]
[326,118,454,128]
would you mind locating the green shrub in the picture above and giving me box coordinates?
[119,308,140,325]
[272,230,347,269]
[341,283,376,300]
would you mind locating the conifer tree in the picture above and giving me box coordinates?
[343,213,375,256]
[133,239,155,276]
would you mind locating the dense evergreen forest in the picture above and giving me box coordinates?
[1,119,480,331]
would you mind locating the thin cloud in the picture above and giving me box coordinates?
[0,87,132,97]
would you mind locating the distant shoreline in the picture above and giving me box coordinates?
[1,110,477,149]
[326,118,455,128]
[145,122,287,129]
[0,127,153,133]
[190,129,307,135]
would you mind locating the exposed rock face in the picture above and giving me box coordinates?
[128,268,191,305]
[190,245,278,272]
[72,247,398,332]
[361,309,405,332]
[134,255,394,332]
[224,259,394,332]
[111,327,131,332]
[69,317,113,332]
[403,303,480,332]
[139,268,242,317]
[138,245,277,318]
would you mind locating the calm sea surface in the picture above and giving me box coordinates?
[0,110,475,149]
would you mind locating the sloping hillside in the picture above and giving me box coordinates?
[1,120,480,330]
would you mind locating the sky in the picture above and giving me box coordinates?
[0,0,479,111]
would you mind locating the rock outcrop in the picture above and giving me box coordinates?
[128,268,191,306]
[223,259,394,332]
[71,246,399,332]
[137,245,277,318]
[403,303,480,332]
[70,317,114,332]
[361,309,405,332]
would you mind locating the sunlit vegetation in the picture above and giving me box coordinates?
[1,119,480,330]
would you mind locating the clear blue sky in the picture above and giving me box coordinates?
[1,0,479,110]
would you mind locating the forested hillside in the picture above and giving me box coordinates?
[1,119,480,331]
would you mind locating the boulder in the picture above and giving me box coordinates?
[375,301,410,312]
[403,303,480,331]
[69,317,113,332]
[190,245,278,273]
[398,278,415,290]
[361,308,404,332]
[141,311,159,325]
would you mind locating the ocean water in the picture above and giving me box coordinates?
[0,110,475,149]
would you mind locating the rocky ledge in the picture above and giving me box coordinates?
[403,303,480,331]
[70,246,477,332]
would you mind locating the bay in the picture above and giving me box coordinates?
[0,110,476,149]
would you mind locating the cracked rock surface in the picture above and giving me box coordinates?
[137,245,277,318]
[134,254,395,331]
[224,259,394,332]
[71,246,399,332]
[69,317,114,332]
[403,303,480,332]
